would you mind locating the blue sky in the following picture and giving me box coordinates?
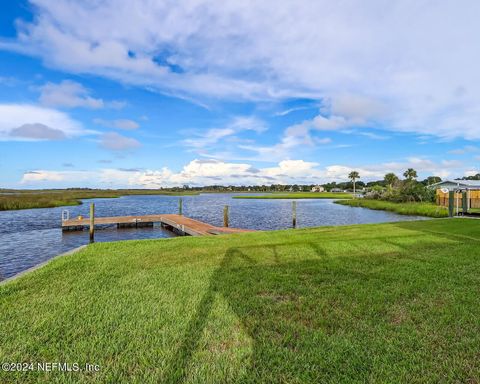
[0,0,479,188]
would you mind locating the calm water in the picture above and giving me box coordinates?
[0,193,427,280]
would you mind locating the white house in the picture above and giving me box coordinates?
[311,185,325,192]
[429,180,480,191]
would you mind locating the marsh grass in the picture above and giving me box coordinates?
[335,199,448,218]
[0,189,199,211]
[1,219,479,383]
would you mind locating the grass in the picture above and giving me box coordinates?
[335,199,449,218]
[0,189,199,211]
[1,218,480,383]
[233,192,352,199]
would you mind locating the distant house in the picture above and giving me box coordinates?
[311,185,325,192]
[429,180,480,191]
[331,188,344,193]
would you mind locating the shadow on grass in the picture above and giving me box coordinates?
[163,242,340,383]
[164,226,476,383]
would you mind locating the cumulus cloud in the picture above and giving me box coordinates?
[3,1,480,139]
[21,159,322,187]
[39,80,124,109]
[94,118,140,130]
[99,132,141,151]
[0,104,88,140]
[20,157,463,187]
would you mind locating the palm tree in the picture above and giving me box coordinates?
[348,171,360,196]
[384,173,398,188]
[403,168,418,181]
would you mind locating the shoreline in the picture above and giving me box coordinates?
[335,199,449,218]
[0,245,87,285]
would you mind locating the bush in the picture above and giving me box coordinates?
[397,181,435,202]
[364,181,435,203]
[365,185,384,199]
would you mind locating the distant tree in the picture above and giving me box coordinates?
[423,176,442,185]
[460,173,480,180]
[384,173,399,188]
[348,171,360,196]
[403,168,418,181]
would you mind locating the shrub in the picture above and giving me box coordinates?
[364,181,435,203]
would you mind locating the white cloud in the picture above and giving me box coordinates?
[240,117,333,160]
[20,156,463,187]
[323,157,459,181]
[94,118,140,130]
[448,145,478,155]
[99,132,141,151]
[183,116,266,150]
[0,104,88,140]
[21,159,322,187]
[22,170,95,183]
[3,1,480,139]
[464,169,479,177]
[39,80,125,109]
[274,106,312,116]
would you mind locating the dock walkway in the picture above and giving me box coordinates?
[62,214,253,236]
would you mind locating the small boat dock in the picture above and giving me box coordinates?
[62,214,253,236]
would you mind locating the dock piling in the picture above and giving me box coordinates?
[89,203,95,242]
[223,205,229,227]
[292,201,297,228]
[178,198,183,215]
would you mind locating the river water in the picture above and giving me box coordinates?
[0,193,427,280]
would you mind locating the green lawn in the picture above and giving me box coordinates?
[1,219,480,383]
[233,192,352,199]
[335,199,449,218]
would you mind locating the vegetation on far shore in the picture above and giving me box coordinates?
[1,219,480,382]
[332,168,449,218]
[233,192,352,199]
[0,189,199,211]
[335,199,448,218]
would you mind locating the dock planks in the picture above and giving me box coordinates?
[62,214,253,236]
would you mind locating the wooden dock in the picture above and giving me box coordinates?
[62,214,253,236]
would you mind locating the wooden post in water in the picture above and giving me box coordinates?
[292,201,297,228]
[178,198,183,215]
[448,191,454,217]
[223,205,229,227]
[89,203,95,243]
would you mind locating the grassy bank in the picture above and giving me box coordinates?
[2,219,480,383]
[233,192,352,199]
[0,189,199,211]
[336,199,449,218]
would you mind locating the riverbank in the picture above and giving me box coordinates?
[233,192,352,199]
[1,218,479,382]
[335,199,448,218]
[0,189,199,211]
